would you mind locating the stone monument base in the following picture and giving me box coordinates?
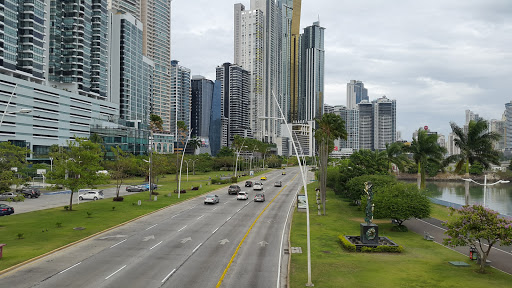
[360,223,379,244]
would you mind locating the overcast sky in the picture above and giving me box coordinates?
[171,0,512,141]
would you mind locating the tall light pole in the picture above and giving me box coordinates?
[49,157,53,172]
[271,91,313,286]
[1,83,32,127]
[178,128,192,198]
[462,175,509,207]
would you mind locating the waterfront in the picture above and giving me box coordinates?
[423,181,512,216]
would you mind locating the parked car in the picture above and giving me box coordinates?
[204,194,220,204]
[228,185,241,195]
[141,183,158,190]
[237,191,248,200]
[260,176,267,181]
[0,203,14,216]
[253,182,263,191]
[126,185,144,192]
[0,192,20,201]
[245,181,253,187]
[274,181,282,187]
[19,188,41,198]
[254,193,265,202]
[78,190,104,201]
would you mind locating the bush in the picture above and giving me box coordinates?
[150,191,159,195]
[391,225,409,232]
[211,177,231,185]
[231,176,237,183]
[361,245,403,253]
[113,196,124,202]
[338,235,356,252]
[64,206,69,211]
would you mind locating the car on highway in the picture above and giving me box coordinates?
[260,176,267,181]
[0,192,20,201]
[228,184,241,195]
[245,181,253,187]
[126,185,144,192]
[254,193,265,202]
[237,191,248,200]
[282,170,286,175]
[78,190,104,201]
[204,194,220,204]
[253,182,263,191]
[0,203,14,216]
[274,181,282,187]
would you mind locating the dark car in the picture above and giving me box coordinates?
[126,185,144,192]
[0,203,14,216]
[228,185,241,195]
[19,188,41,198]
[245,181,253,187]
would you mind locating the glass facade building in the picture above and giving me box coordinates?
[170,60,191,137]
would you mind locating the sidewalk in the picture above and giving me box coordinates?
[404,217,512,275]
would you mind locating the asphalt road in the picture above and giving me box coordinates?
[4,185,144,214]
[0,167,307,288]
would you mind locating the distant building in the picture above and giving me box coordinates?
[209,80,222,156]
[191,75,214,154]
[170,60,191,139]
[372,96,396,150]
[358,100,373,150]
[332,105,359,152]
[447,132,461,156]
[347,80,368,109]
[490,118,506,151]
[216,63,251,147]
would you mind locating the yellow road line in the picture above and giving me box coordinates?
[216,174,299,287]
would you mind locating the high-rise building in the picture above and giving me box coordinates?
[347,80,368,109]
[209,80,222,156]
[490,118,506,151]
[358,100,373,150]
[109,11,153,125]
[110,0,173,132]
[0,0,48,84]
[170,60,191,137]
[298,21,325,121]
[216,63,251,147]
[333,105,359,151]
[191,75,214,154]
[372,96,396,150]
[48,0,110,99]
[504,102,512,150]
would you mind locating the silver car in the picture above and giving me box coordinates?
[78,190,104,201]
[204,194,220,204]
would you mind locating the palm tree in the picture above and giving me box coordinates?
[188,137,201,155]
[384,142,409,174]
[444,119,501,204]
[314,113,347,216]
[406,128,446,189]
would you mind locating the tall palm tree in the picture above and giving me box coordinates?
[188,137,201,155]
[444,119,501,204]
[406,128,446,189]
[314,113,347,216]
[384,142,409,174]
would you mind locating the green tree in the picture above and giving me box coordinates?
[361,182,431,228]
[216,146,234,157]
[257,142,270,169]
[188,137,201,155]
[406,129,446,189]
[345,174,397,203]
[314,113,347,215]
[443,205,512,273]
[0,142,30,192]
[444,119,501,204]
[47,138,108,210]
[89,133,103,144]
[175,121,188,182]
[105,146,135,200]
[384,142,409,174]
[149,114,163,132]
[349,149,388,175]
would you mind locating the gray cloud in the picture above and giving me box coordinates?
[172,0,512,141]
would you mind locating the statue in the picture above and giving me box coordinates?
[364,181,374,225]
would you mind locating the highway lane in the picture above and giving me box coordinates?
[0,167,307,288]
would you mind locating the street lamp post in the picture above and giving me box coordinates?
[191,159,199,175]
[49,157,53,172]
[462,175,509,207]
[270,91,313,286]
[178,129,192,199]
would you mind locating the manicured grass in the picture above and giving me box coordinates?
[0,170,269,271]
[289,185,512,288]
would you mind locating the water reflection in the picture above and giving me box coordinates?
[402,180,512,216]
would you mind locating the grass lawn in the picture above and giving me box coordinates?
[0,170,269,271]
[289,185,512,288]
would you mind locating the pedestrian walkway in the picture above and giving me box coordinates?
[404,217,512,275]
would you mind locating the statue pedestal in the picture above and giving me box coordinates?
[360,223,379,244]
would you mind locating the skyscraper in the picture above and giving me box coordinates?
[216,63,251,147]
[109,11,154,125]
[347,80,368,109]
[358,100,373,150]
[48,0,110,99]
[333,105,359,151]
[111,0,173,132]
[372,96,396,150]
[191,75,214,154]
[299,21,325,122]
[170,60,191,137]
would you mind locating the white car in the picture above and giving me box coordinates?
[204,194,220,204]
[253,182,263,191]
[237,191,248,200]
[78,190,104,201]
